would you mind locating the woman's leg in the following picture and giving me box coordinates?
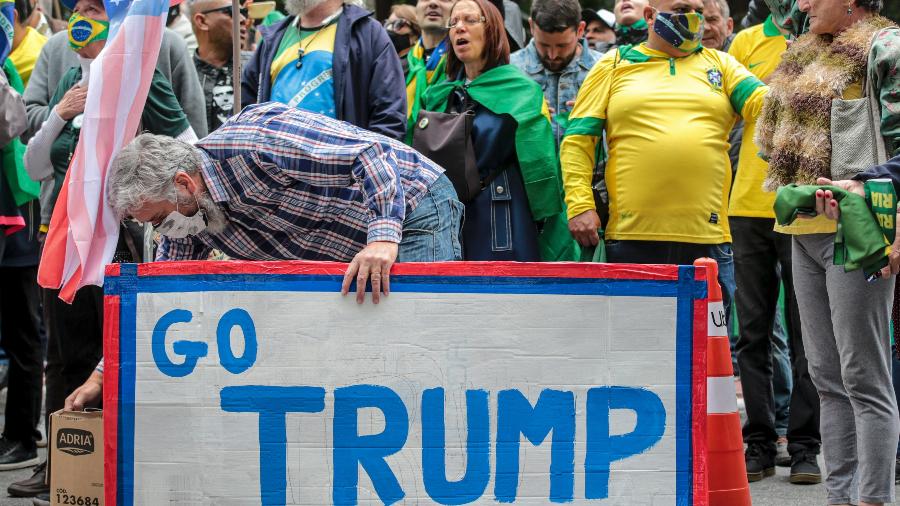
[792,234,855,504]
[824,254,897,505]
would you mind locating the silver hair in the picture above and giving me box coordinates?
[704,0,730,19]
[716,0,730,19]
[107,133,201,218]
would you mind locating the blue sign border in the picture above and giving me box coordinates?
[107,264,705,505]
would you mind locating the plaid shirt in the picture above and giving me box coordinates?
[157,102,443,262]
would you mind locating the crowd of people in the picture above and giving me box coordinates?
[1,0,900,504]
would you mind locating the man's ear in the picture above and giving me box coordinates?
[576,20,585,39]
[192,12,209,32]
[643,4,655,25]
[174,171,197,194]
[726,17,734,36]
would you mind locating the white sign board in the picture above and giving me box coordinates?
[102,261,708,505]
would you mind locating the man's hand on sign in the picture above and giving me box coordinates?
[568,209,602,247]
[341,241,399,304]
[811,177,865,221]
[55,85,88,121]
[65,370,102,411]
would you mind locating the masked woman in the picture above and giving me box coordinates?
[18,0,195,487]
[756,0,900,504]
[414,0,575,261]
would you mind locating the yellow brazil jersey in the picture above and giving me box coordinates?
[9,26,47,87]
[560,43,767,245]
[728,16,787,220]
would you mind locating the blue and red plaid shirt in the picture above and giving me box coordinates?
[156,102,444,262]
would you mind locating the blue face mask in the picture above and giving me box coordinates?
[652,11,705,53]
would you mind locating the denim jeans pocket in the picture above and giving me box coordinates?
[397,228,436,262]
[711,243,734,265]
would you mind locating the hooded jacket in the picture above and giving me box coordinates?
[241,3,407,141]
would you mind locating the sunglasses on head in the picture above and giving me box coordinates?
[200,5,248,18]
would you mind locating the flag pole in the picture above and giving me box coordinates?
[231,0,241,115]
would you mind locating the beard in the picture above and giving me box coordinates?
[285,0,328,16]
[538,51,576,73]
[197,191,227,235]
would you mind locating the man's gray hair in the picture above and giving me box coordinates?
[716,0,730,19]
[107,133,201,217]
[705,0,730,19]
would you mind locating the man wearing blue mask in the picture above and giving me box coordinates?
[561,0,769,365]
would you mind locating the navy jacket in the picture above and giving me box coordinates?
[241,4,407,141]
[856,155,900,196]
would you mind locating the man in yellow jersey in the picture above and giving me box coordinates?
[560,0,767,266]
[728,11,821,485]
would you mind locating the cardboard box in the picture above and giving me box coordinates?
[50,410,103,506]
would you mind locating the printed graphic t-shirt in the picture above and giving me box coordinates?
[269,17,338,117]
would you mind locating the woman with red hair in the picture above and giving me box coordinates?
[416,0,576,261]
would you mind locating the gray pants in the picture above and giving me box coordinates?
[793,234,898,504]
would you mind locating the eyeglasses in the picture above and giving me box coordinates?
[200,5,248,18]
[384,19,412,31]
[447,15,484,29]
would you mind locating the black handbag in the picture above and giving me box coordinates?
[412,108,481,202]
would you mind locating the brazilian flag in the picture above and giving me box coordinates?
[2,59,38,206]
[419,64,579,262]
[405,39,448,144]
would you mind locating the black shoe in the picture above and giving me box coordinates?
[789,452,822,484]
[8,460,48,497]
[32,492,50,506]
[745,443,775,482]
[0,437,38,471]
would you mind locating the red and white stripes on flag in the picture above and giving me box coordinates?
[38,0,169,302]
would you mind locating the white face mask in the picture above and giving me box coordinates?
[154,195,208,239]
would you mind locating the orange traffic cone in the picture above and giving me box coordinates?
[694,258,752,506]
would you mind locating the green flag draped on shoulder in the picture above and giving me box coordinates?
[1,59,38,206]
[405,39,448,144]
[419,64,579,261]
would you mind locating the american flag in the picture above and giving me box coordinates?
[38,0,169,302]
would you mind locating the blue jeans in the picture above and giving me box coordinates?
[711,243,737,366]
[397,174,464,262]
[772,280,793,437]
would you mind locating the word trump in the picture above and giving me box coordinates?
[152,308,669,505]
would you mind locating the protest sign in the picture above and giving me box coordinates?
[103,261,708,505]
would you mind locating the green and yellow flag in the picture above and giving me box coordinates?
[420,64,579,261]
[405,38,448,143]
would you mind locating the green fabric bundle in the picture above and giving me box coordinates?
[774,184,890,276]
